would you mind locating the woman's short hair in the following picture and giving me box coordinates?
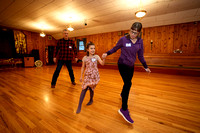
[125,22,143,39]
[131,22,142,32]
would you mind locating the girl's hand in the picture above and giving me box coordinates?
[145,68,151,73]
[79,77,82,82]
[75,58,78,62]
[102,53,107,59]
[53,58,56,63]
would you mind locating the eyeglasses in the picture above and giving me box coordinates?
[130,30,139,35]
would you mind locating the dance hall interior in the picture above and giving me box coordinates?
[0,0,200,133]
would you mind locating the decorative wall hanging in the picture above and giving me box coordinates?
[14,30,27,54]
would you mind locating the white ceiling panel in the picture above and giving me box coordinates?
[0,0,199,39]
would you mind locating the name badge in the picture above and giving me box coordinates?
[69,46,72,49]
[126,43,131,47]
[92,58,96,62]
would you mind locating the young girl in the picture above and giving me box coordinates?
[76,42,105,114]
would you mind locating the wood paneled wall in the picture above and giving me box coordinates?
[73,21,200,68]
[2,22,199,68]
[23,31,57,65]
[74,31,128,63]
[142,25,174,54]
[143,22,200,54]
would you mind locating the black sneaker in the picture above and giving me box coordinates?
[72,82,76,85]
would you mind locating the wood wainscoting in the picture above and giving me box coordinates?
[141,54,200,67]
[73,62,200,77]
[74,53,200,77]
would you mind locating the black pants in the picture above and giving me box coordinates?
[118,64,134,110]
[51,60,75,85]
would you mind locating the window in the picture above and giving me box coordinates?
[76,38,86,52]
[79,41,85,51]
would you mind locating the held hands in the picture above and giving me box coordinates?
[53,58,56,63]
[102,53,107,59]
[145,68,151,73]
[75,58,78,63]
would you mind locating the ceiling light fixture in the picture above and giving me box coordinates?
[135,10,147,18]
[67,17,74,31]
[40,25,46,37]
[40,31,46,37]
[67,25,74,31]
[135,0,147,18]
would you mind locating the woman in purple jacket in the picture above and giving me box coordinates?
[102,22,151,124]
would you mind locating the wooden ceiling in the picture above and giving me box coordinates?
[0,0,200,39]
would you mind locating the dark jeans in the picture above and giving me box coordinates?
[51,60,75,85]
[118,64,134,110]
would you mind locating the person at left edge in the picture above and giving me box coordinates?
[51,29,78,88]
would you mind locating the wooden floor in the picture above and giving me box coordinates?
[0,65,200,133]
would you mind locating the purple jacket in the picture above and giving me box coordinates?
[106,36,148,68]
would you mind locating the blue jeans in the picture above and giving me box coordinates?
[51,60,75,85]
